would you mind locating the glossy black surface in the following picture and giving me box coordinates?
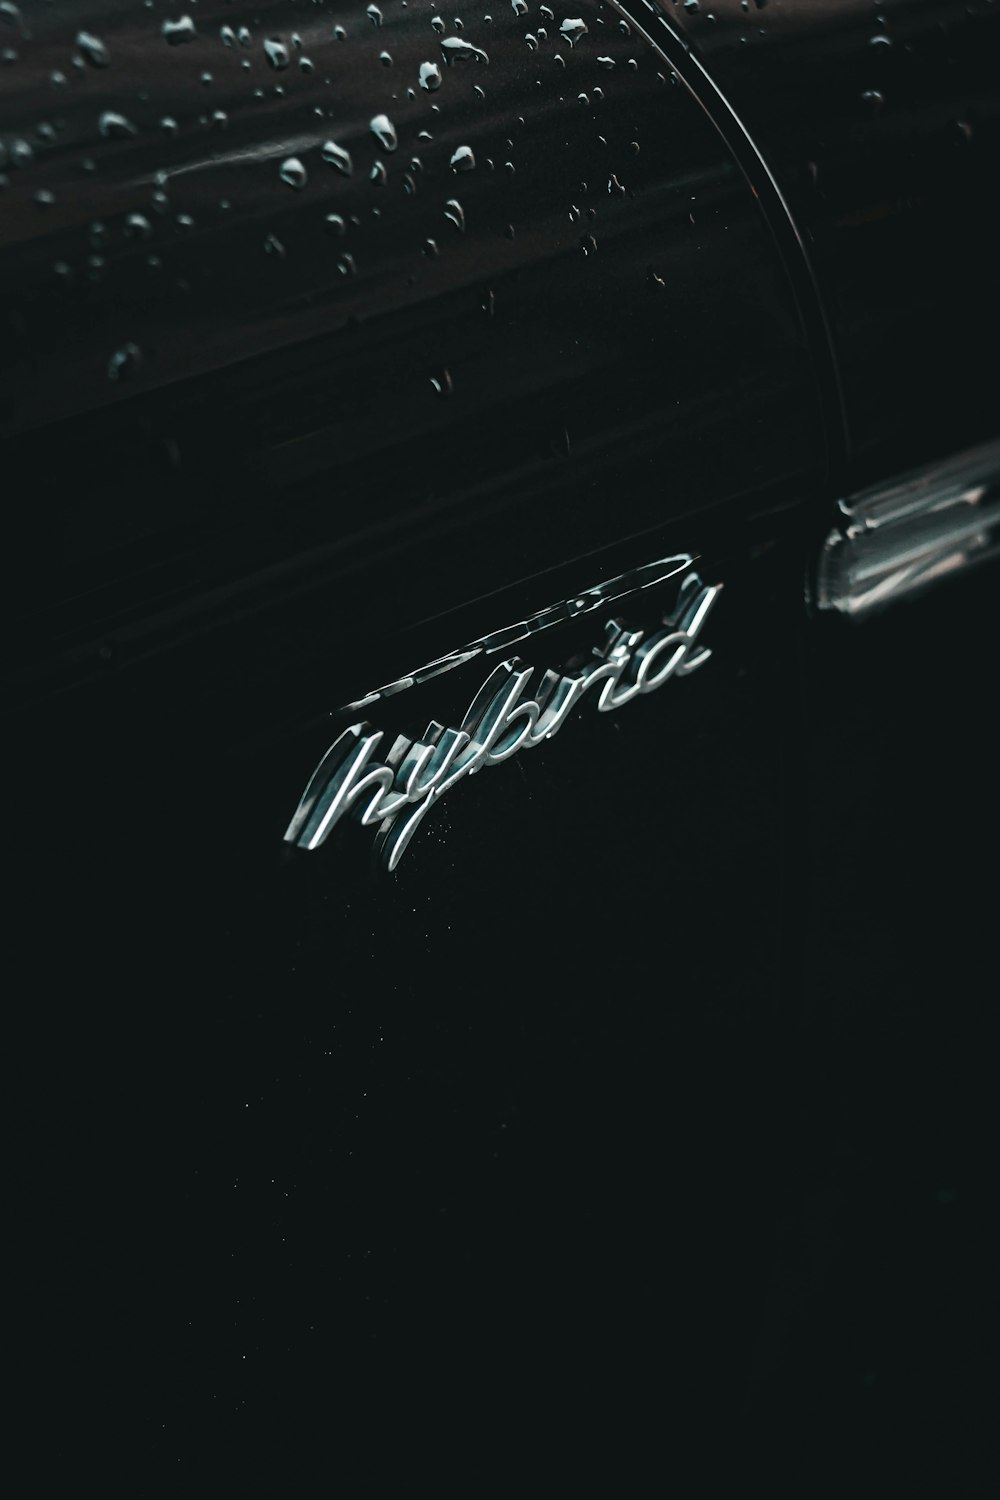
[7,1,999,1477]
[5,0,828,703]
[7,2,997,708]
[660,0,1000,483]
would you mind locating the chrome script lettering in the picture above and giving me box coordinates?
[284,573,722,870]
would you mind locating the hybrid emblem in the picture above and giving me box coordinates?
[285,567,722,870]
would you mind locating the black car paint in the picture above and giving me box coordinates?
[6,1,999,1477]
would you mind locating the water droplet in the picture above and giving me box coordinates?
[580,231,597,255]
[162,16,197,46]
[512,0,528,14]
[870,34,892,48]
[264,232,285,256]
[334,25,347,42]
[430,369,453,397]
[50,70,67,87]
[861,88,884,112]
[541,5,555,19]
[444,198,465,231]
[441,36,489,64]
[450,144,476,172]
[200,71,213,86]
[280,156,308,190]
[608,173,625,195]
[367,4,383,27]
[125,212,152,238]
[34,188,54,208]
[264,38,290,70]
[99,111,137,139]
[525,33,538,50]
[160,116,179,135]
[597,55,615,70]
[175,212,195,230]
[559,18,588,47]
[108,343,143,381]
[419,60,442,90]
[370,160,388,185]
[325,212,347,236]
[338,252,358,276]
[238,26,252,48]
[220,25,236,48]
[76,31,110,68]
[322,140,353,175]
[379,50,393,66]
[423,237,440,257]
[474,84,486,100]
[370,113,398,152]
[431,15,446,34]
[618,17,630,34]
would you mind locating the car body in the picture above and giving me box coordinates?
[7,0,999,1475]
